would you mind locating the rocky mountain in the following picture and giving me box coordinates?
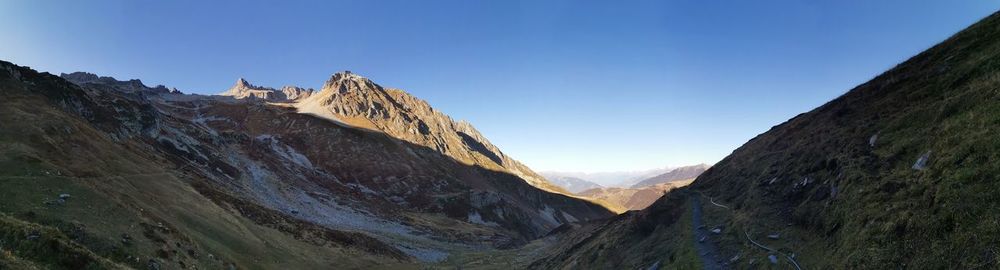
[578,179,694,211]
[629,164,709,188]
[528,11,1000,269]
[545,176,603,194]
[60,71,180,94]
[220,78,314,101]
[294,71,570,195]
[0,62,613,269]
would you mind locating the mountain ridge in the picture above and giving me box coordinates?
[0,61,615,269]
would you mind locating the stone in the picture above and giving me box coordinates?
[912,151,931,170]
[121,233,132,245]
[869,134,878,147]
[699,236,707,242]
[26,230,40,240]
[711,228,722,234]
[767,233,780,240]
[59,193,71,199]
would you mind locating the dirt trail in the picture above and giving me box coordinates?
[690,196,726,270]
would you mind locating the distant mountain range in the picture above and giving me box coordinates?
[629,164,710,188]
[578,179,694,211]
[543,176,604,193]
[540,167,673,188]
[542,164,709,191]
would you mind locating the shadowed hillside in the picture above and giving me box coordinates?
[529,10,1000,270]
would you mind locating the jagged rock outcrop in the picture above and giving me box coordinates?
[61,71,178,94]
[220,78,313,101]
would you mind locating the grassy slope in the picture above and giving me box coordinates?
[525,191,701,269]
[691,10,1000,269]
[532,10,1000,270]
[0,68,405,269]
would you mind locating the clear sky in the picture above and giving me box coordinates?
[1,1,996,173]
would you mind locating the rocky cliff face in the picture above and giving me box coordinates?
[220,78,313,101]
[294,71,568,194]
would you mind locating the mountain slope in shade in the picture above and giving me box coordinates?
[629,164,709,188]
[529,11,1000,270]
[578,179,694,210]
[544,176,603,193]
[0,61,614,269]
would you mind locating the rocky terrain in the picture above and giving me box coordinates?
[0,63,614,269]
[528,10,1000,269]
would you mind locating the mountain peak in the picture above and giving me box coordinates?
[232,77,269,90]
[322,71,375,94]
[235,77,250,87]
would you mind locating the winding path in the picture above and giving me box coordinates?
[690,196,726,270]
[696,192,803,270]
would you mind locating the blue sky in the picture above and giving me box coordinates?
[1,1,996,172]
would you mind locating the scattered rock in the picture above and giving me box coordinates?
[767,233,780,240]
[794,177,813,189]
[768,177,778,185]
[730,253,741,262]
[768,254,778,264]
[913,151,931,170]
[869,134,878,147]
[26,230,40,240]
[699,236,707,243]
[711,228,722,234]
[59,193,71,199]
[121,233,132,245]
